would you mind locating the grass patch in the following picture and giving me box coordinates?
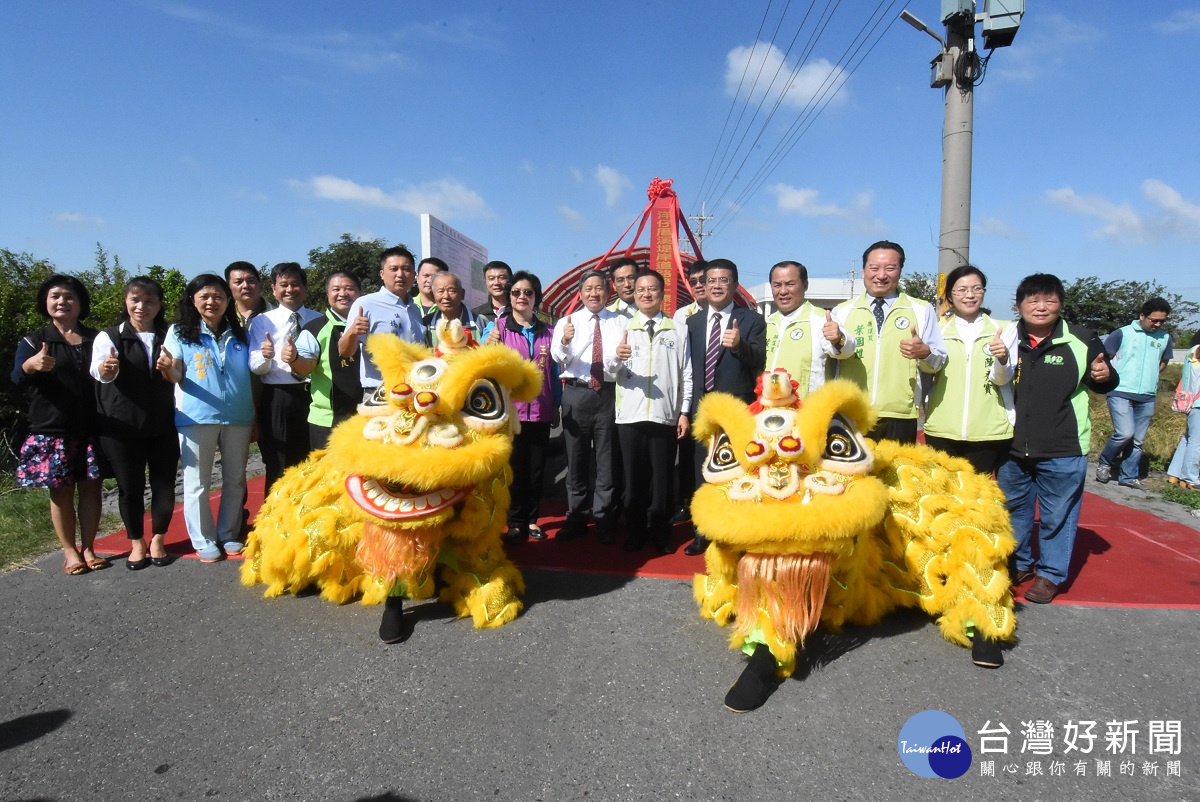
[1088,362,1185,472]
[1,475,125,570]
[1160,484,1200,510]
[0,477,61,569]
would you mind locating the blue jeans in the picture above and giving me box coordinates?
[996,455,1088,585]
[1167,408,1200,485]
[1099,395,1156,482]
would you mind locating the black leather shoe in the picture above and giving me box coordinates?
[971,636,1004,668]
[126,557,151,571]
[502,526,527,544]
[528,524,547,541]
[683,535,709,556]
[557,519,586,541]
[653,538,676,555]
[724,643,778,712]
[671,507,690,524]
[379,596,407,643]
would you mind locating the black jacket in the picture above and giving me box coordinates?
[1009,317,1118,460]
[94,322,176,439]
[10,324,98,436]
[686,304,767,415]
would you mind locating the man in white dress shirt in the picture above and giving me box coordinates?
[248,262,323,493]
[552,270,625,542]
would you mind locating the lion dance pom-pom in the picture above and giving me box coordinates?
[690,371,1017,711]
[241,320,543,643]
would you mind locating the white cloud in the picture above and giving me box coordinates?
[292,175,490,220]
[160,4,409,72]
[771,184,884,233]
[990,13,1103,83]
[570,167,584,183]
[1153,9,1200,34]
[557,205,587,231]
[773,185,843,217]
[973,215,1021,239]
[725,42,847,110]
[50,211,104,227]
[1046,180,1200,241]
[594,165,630,207]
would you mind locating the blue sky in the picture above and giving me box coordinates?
[4,1,1199,313]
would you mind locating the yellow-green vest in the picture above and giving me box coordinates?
[765,302,827,399]
[924,315,1015,441]
[835,293,931,419]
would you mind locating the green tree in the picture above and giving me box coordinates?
[305,234,395,311]
[0,250,58,467]
[78,242,130,328]
[900,270,939,303]
[1062,276,1199,340]
[146,264,188,322]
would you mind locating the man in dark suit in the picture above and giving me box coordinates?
[684,258,767,556]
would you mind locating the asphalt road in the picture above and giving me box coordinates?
[2,549,1197,801]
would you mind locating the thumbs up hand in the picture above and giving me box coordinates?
[99,346,119,380]
[24,342,55,373]
[616,329,632,361]
[1089,352,1111,383]
[562,317,575,345]
[348,308,370,336]
[281,333,297,364]
[485,324,501,344]
[260,331,275,359]
[721,316,741,349]
[822,310,843,347]
[988,326,1009,363]
[156,345,177,380]
[899,325,930,360]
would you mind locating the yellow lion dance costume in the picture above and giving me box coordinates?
[691,371,1016,711]
[241,322,542,643]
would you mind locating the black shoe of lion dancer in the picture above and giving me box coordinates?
[379,596,408,644]
[724,643,780,713]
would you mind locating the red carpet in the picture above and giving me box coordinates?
[95,478,1200,609]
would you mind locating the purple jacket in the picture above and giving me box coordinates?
[496,314,558,422]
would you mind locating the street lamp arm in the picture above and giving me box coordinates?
[899,9,947,50]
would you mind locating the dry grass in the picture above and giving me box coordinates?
[1088,362,1185,471]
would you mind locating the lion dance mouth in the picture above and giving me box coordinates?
[345,475,470,521]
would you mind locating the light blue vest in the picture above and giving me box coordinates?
[1112,321,1169,396]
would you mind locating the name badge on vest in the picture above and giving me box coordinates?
[790,329,804,341]
[894,316,910,330]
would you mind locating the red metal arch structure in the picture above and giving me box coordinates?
[541,178,756,319]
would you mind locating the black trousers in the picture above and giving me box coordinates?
[923,435,1012,476]
[619,421,676,543]
[867,416,919,444]
[508,421,552,530]
[99,432,179,540]
[258,383,311,494]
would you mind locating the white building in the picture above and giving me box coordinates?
[748,276,865,316]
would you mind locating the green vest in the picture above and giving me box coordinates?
[836,294,931,419]
[765,302,823,399]
[924,315,1014,441]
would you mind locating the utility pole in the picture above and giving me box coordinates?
[900,2,1023,292]
[687,202,714,255]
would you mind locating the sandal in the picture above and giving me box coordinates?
[85,557,112,571]
[64,559,89,576]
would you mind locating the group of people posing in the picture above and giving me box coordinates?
[15,239,1174,605]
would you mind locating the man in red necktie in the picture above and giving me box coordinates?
[551,270,625,542]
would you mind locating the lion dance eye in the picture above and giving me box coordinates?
[823,415,867,463]
[463,379,505,422]
[702,432,742,482]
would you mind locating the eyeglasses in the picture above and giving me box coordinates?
[613,276,636,285]
[689,277,705,286]
[951,286,985,297]
[706,277,732,286]
[510,289,536,298]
